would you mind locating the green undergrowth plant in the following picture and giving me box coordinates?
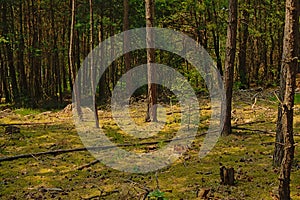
[148,189,168,200]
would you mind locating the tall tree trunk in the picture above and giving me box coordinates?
[238,0,249,89]
[211,1,223,76]
[0,47,10,103]
[2,2,19,103]
[33,0,42,105]
[50,0,62,103]
[69,0,82,118]
[145,0,157,122]
[18,0,28,106]
[97,11,107,104]
[123,0,131,96]
[275,0,299,199]
[109,21,116,90]
[89,0,99,128]
[222,0,238,136]
[61,18,68,92]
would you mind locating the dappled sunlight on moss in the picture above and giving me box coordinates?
[1,96,300,199]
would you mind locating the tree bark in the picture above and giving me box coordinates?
[145,0,157,122]
[123,0,132,96]
[2,1,19,103]
[89,0,99,128]
[222,0,238,136]
[238,0,249,89]
[18,0,28,106]
[210,1,223,76]
[97,11,107,104]
[69,0,82,118]
[276,0,299,199]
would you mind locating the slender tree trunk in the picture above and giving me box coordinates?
[89,0,99,128]
[109,22,116,89]
[0,47,10,103]
[222,0,238,136]
[123,0,131,96]
[145,0,157,122]
[33,0,42,105]
[50,0,62,103]
[211,1,223,76]
[61,20,68,92]
[18,0,28,106]
[98,11,107,104]
[69,0,75,89]
[275,0,299,199]
[270,24,275,80]
[2,2,19,103]
[69,0,82,118]
[238,0,249,89]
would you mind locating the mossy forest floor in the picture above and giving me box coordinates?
[1,88,300,199]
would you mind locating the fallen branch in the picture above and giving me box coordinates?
[0,147,88,162]
[261,142,284,146]
[0,133,208,163]
[39,187,64,193]
[0,122,54,127]
[234,120,266,127]
[28,187,64,192]
[232,126,275,134]
[76,159,99,170]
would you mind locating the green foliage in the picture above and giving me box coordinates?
[148,189,168,200]
[269,93,300,105]
[14,108,42,116]
[294,93,300,105]
[0,36,9,44]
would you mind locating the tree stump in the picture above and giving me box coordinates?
[220,166,235,186]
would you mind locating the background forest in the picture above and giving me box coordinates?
[0,0,289,107]
[1,0,300,200]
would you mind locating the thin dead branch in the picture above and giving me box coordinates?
[0,122,54,126]
[0,132,208,163]
[232,126,275,134]
[76,159,99,170]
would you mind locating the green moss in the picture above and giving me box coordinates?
[0,96,300,199]
[14,108,42,116]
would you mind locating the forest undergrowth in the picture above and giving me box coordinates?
[0,88,300,200]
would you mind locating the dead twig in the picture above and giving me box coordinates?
[273,91,282,104]
[0,122,54,126]
[0,132,208,163]
[76,159,99,170]
[38,187,64,192]
[261,142,284,146]
[232,126,275,134]
[251,97,257,109]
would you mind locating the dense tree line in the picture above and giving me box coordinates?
[0,0,289,108]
